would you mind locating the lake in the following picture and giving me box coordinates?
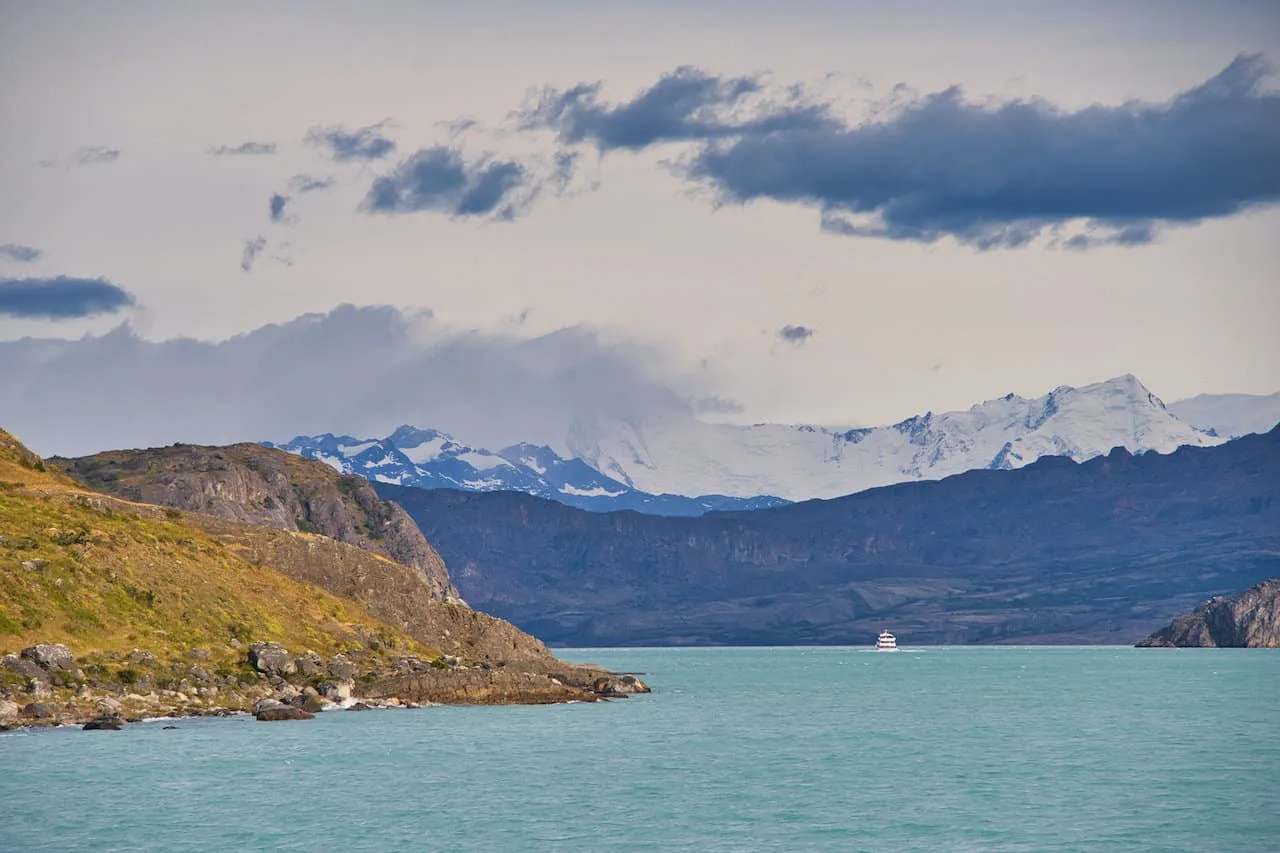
[2,646,1277,851]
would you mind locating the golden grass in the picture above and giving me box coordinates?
[0,429,426,663]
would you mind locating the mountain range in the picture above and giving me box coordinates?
[378,425,1280,647]
[269,375,1275,513]
[265,426,786,516]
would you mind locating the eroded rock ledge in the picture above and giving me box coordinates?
[0,640,649,730]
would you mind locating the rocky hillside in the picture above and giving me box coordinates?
[53,443,458,601]
[381,426,1280,646]
[2,428,639,727]
[1136,579,1280,647]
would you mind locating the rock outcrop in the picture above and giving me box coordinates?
[53,442,458,601]
[1137,579,1280,647]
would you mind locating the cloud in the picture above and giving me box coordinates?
[0,305,714,457]
[516,65,833,151]
[364,146,533,219]
[39,146,120,168]
[0,276,136,320]
[306,122,397,162]
[209,141,277,156]
[778,325,815,344]
[240,236,267,272]
[269,194,290,223]
[686,54,1280,249]
[287,174,335,193]
[0,244,42,263]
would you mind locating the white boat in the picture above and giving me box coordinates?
[875,629,899,651]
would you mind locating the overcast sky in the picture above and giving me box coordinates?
[1,1,1278,453]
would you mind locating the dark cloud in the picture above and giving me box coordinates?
[0,244,41,263]
[516,65,833,151]
[269,194,290,223]
[687,54,1280,249]
[306,122,397,162]
[209,141,277,156]
[39,146,120,168]
[287,174,335,193]
[0,276,136,320]
[778,325,815,344]
[364,146,532,219]
[240,236,267,273]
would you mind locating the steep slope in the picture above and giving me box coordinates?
[1168,391,1280,439]
[266,426,786,515]
[53,443,458,601]
[50,442,612,671]
[1137,579,1280,647]
[0,429,427,661]
[567,375,1223,500]
[380,426,1280,646]
[2,429,629,719]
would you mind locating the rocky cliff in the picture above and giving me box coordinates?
[1136,579,1280,647]
[380,426,1280,646]
[53,443,457,601]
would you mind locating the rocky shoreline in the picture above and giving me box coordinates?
[0,641,649,731]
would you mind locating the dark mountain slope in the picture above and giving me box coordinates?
[379,427,1280,645]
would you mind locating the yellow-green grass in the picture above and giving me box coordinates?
[0,429,425,664]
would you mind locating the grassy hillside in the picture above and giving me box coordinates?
[0,429,426,662]
[54,442,457,600]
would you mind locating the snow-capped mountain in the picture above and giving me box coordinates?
[564,374,1226,500]
[268,374,1226,511]
[1167,391,1280,439]
[263,425,787,516]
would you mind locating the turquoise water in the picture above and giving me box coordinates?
[2,646,1277,852]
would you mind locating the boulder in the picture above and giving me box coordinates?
[325,653,358,680]
[247,642,296,676]
[187,648,212,661]
[300,694,326,714]
[347,702,374,711]
[20,643,74,671]
[22,701,61,720]
[126,649,159,667]
[251,698,288,714]
[0,699,19,726]
[2,654,49,684]
[318,679,353,702]
[296,652,324,677]
[83,715,124,731]
[254,706,315,722]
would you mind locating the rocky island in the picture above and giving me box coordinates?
[1,429,647,730]
[1136,579,1280,647]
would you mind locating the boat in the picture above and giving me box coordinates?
[875,629,899,651]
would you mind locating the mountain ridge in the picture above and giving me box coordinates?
[272,374,1223,512]
[376,425,1280,646]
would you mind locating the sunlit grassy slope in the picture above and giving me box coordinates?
[0,429,423,660]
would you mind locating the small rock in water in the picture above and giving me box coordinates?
[83,716,124,731]
[254,706,315,722]
[162,725,179,730]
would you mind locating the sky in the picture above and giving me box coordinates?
[1,1,1279,455]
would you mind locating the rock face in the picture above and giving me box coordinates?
[382,425,1280,646]
[52,442,457,601]
[21,644,74,672]
[248,642,297,676]
[1137,579,1280,648]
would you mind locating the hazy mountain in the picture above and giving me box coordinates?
[1168,391,1280,439]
